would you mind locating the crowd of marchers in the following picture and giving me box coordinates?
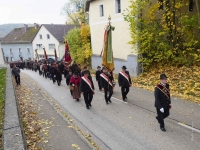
[10,60,171,132]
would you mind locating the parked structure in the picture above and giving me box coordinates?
[1,24,39,62]
[85,0,139,77]
[32,24,75,60]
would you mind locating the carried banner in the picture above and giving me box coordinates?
[64,41,72,63]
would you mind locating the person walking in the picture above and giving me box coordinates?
[118,66,132,102]
[100,67,113,104]
[96,66,102,91]
[54,64,62,86]
[70,72,81,101]
[12,64,21,85]
[80,70,95,109]
[66,70,73,96]
[154,74,171,132]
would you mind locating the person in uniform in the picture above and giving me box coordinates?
[66,70,73,96]
[118,66,132,102]
[154,74,171,132]
[96,66,102,91]
[70,72,81,101]
[100,67,113,104]
[80,70,95,109]
[12,64,21,85]
[54,64,62,86]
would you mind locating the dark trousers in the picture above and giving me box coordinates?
[121,86,130,100]
[156,108,170,128]
[15,75,20,85]
[97,80,102,90]
[83,92,93,107]
[104,88,113,102]
[43,72,47,78]
[57,78,61,86]
[70,90,73,96]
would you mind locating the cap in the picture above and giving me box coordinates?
[160,74,168,79]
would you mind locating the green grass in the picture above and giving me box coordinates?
[0,68,6,147]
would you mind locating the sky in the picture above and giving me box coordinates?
[0,0,68,25]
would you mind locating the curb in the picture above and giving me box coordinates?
[3,66,27,150]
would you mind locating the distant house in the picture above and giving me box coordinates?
[1,24,39,62]
[32,24,75,60]
[85,0,139,77]
[0,37,5,64]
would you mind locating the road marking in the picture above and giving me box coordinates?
[177,122,200,133]
[98,92,128,104]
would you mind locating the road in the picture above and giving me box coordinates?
[22,70,200,150]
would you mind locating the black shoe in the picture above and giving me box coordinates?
[86,106,90,109]
[160,127,166,132]
[77,99,79,101]
[106,101,109,105]
[108,100,112,103]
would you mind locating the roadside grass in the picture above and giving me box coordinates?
[0,68,7,148]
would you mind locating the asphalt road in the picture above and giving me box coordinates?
[22,70,200,150]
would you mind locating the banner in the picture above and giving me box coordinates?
[64,42,72,63]
[54,48,58,61]
[43,48,48,60]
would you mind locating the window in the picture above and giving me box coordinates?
[27,48,30,53]
[158,0,164,10]
[39,34,42,39]
[10,48,12,53]
[47,34,50,39]
[19,48,21,52]
[36,44,42,49]
[49,44,55,50]
[115,0,121,13]
[99,4,104,17]
[6,57,8,62]
[189,0,194,12]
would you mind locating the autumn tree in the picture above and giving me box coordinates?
[64,25,92,65]
[61,0,88,25]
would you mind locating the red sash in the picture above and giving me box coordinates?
[100,73,113,87]
[120,71,130,83]
[81,76,94,94]
[156,83,170,100]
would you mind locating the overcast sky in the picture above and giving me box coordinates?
[0,0,68,25]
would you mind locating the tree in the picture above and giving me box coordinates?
[61,0,88,25]
[64,25,92,65]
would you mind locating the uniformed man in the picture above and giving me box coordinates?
[80,70,95,109]
[12,64,21,85]
[118,66,132,102]
[96,66,102,91]
[154,74,171,132]
[54,63,62,86]
[100,67,113,104]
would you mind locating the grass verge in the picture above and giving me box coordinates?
[0,68,7,148]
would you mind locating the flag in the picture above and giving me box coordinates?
[64,42,72,63]
[43,48,48,60]
[54,48,58,61]
[102,25,115,71]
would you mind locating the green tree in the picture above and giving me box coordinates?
[61,0,88,25]
[64,25,92,65]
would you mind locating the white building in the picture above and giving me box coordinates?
[32,24,75,60]
[86,0,140,77]
[0,38,5,65]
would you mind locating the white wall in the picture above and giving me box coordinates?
[32,26,60,59]
[0,41,4,64]
[89,0,137,60]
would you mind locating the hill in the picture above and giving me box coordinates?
[0,23,33,37]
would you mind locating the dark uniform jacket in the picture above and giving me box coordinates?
[118,71,132,87]
[80,76,94,93]
[96,70,101,81]
[66,74,73,85]
[100,73,113,90]
[154,83,171,109]
[12,67,20,76]
[55,67,62,80]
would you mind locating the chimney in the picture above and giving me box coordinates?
[24,24,28,32]
[34,23,39,29]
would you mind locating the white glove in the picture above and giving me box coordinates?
[72,84,75,86]
[160,108,164,113]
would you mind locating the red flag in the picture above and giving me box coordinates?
[54,48,58,61]
[43,48,48,60]
[64,42,72,63]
